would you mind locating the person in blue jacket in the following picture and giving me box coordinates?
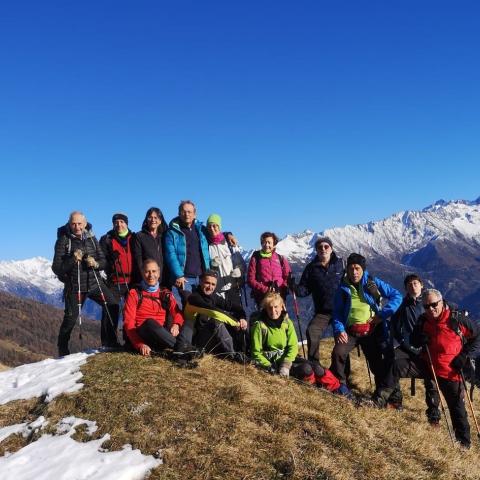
[164,200,238,308]
[329,253,402,390]
[163,200,211,307]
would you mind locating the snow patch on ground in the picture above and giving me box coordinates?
[0,417,162,480]
[0,416,48,442]
[0,352,94,405]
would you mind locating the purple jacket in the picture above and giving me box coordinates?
[247,250,291,304]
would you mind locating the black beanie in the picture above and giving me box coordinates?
[347,253,366,271]
[112,213,128,225]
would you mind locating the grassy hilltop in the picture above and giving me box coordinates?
[1,344,480,480]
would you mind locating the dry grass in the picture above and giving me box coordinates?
[1,341,480,479]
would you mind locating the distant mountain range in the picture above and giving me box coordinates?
[1,197,480,319]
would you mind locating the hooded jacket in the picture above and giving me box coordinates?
[52,223,106,292]
[331,270,402,337]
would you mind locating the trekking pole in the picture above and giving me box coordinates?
[411,378,416,396]
[76,261,84,351]
[91,266,119,345]
[425,345,456,446]
[356,345,372,388]
[460,370,480,440]
[289,274,307,359]
[116,257,130,293]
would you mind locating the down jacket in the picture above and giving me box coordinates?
[52,223,107,292]
[247,251,291,304]
[296,252,344,315]
[163,217,210,284]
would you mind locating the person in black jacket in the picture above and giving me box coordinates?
[184,270,248,357]
[99,212,134,348]
[374,274,428,410]
[293,237,344,362]
[132,207,168,285]
[52,211,119,356]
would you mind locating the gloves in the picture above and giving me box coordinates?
[278,362,291,378]
[451,352,468,371]
[211,257,221,268]
[73,249,83,262]
[85,256,99,269]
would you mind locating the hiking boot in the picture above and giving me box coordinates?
[428,419,440,428]
[368,394,387,409]
[459,441,471,450]
[333,384,354,400]
[387,401,404,412]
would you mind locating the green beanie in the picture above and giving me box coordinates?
[207,213,222,229]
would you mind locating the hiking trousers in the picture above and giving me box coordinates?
[306,313,330,362]
[58,284,119,356]
[330,332,384,387]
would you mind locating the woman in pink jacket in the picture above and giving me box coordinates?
[247,232,291,306]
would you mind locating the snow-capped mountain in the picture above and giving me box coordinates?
[0,257,63,306]
[276,198,480,265]
[1,197,480,316]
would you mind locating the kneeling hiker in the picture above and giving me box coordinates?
[184,270,248,357]
[123,259,184,356]
[251,293,343,393]
[373,289,480,448]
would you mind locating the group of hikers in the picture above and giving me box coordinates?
[52,201,480,450]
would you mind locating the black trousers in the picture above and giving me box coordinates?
[306,313,330,362]
[58,283,119,356]
[101,283,129,347]
[330,331,385,387]
[137,318,177,351]
[194,318,235,355]
[377,350,470,445]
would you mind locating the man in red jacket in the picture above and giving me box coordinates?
[373,288,480,449]
[123,259,184,356]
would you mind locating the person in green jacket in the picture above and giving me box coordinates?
[250,293,348,394]
[251,292,299,376]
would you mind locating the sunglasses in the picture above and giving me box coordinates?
[317,244,331,250]
[423,300,442,310]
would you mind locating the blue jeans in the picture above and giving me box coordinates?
[173,276,201,308]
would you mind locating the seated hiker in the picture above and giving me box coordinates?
[123,259,184,356]
[250,293,346,394]
[373,289,480,449]
[184,270,248,358]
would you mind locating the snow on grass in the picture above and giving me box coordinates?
[0,417,162,480]
[0,416,48,442]
[0,352,93,405]
[0,354,162,480]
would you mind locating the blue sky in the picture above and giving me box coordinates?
[1,1,479,259]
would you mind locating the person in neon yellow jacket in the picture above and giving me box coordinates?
[251,292,349,395]
[250,292,298,375]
